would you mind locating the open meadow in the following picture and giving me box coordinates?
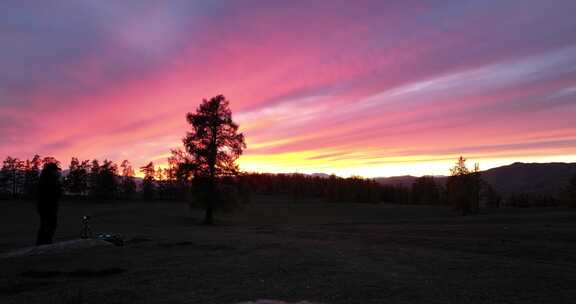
[1,197,576,304]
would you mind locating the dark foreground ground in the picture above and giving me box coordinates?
[1,197,576,304]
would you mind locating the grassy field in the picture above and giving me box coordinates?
[1,196,576,304]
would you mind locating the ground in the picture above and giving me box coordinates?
[1,196,576,304]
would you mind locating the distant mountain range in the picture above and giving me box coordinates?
[375,162,576,197]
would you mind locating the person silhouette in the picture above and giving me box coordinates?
[36,162,62,245]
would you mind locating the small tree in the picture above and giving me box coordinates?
[89,159,100,198]
[1,156,25,198]
[23,155,42,198]
[140,162,156,200]
[88,159,118,200]
[64,157,90,197]
[0,167,7,198]
[176,95,246,224]
[120,160,137,199]
[168,149,193,200]
[99,160,118,200]
[155,167,167,199]
[446,157,481,215]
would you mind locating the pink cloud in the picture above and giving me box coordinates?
[1,1,576,176]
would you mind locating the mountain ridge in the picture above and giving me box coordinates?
[375,162,576,196]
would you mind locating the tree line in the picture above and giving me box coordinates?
[0,155,56,199]
[0,155,379,203]
[2,154,575,210]
[2,95,575,222]
[0,155,213,202]
[241,173,381,203]
[243,157,494,214]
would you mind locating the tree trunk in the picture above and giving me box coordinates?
[203,124,218,225]
[203,176,215,225]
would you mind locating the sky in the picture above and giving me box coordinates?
[1,0,576,177]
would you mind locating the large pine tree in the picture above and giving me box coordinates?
[177,95,246,224]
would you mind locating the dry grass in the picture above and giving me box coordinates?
[1,196,576,303]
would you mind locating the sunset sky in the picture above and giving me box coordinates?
[1,0,576,177]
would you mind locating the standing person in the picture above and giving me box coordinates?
[36,162,62,245]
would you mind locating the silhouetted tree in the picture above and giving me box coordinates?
[155,167,169,199]
[89,159,100,198]
[120,160,137,199]
[168,149,194,182]
[166,150,193,200]
[342,176,380,203]
[177,95,246,224]
[36,162,62,245]
[446,157,481,215]
[23,155,42,198]
[99,160,118,200]
[164,167,185,200]
[1,156,25,198]
[0,167,7,198]
[140,161,156,200]
[64,157,90,197]
[88,159,118,200]
[42,157,60,166]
